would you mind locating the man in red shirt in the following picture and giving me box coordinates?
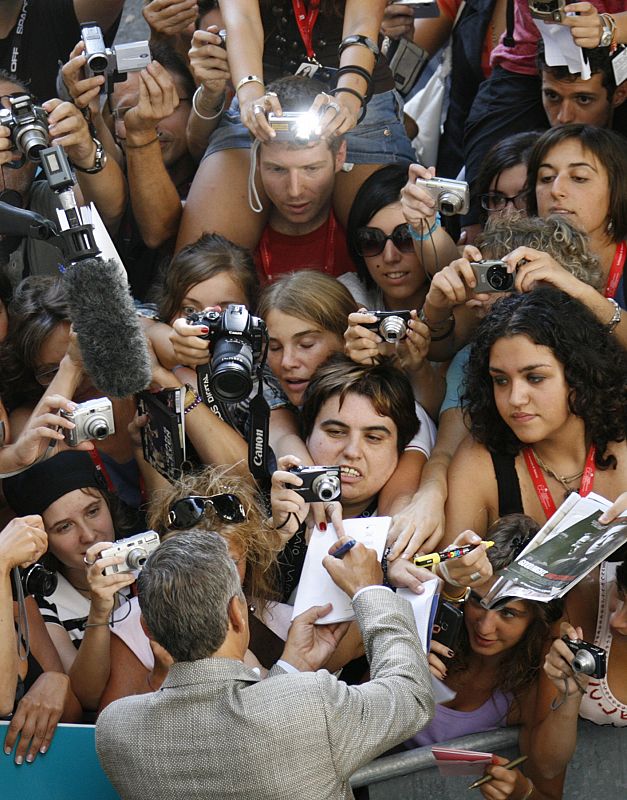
[253,77,356,284]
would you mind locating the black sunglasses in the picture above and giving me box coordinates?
[480,190,527,212]
[167,494,247,529]
[354,223,414,257]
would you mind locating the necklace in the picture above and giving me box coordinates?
[530,447,584,495]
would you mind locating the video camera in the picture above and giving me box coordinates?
[81,22,151,89]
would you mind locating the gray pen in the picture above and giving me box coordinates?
[333,539,357,559]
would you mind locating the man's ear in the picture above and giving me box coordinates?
[334,139,347,173]
[227,594,248,634]
[612,81,627,109]
[140,613,153,640]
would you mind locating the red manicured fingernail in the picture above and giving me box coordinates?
[200,327,210,333]
[319,522,327,531]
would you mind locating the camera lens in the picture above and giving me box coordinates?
[126,547,148,571]
[311,474,341,502]
[16,125,49,163]
[87,53,109,74]
[85,415,111,441]
[486,265,514,292]
[572,649,596,676]
[438,192,461,216]
[20,563,58,597]
[379,315,408,343]
[211,337,254,402]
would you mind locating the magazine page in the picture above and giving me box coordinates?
[483,494,626,607]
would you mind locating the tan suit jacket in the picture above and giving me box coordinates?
[96,587,434,800]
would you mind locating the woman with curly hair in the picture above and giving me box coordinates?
[442,287,627,543]
[408,515,565,799]
[99,466,287,710]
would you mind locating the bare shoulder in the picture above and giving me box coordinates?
[445,436,500,542]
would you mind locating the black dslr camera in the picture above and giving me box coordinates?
[289,465,341,503]
[362,310,411,343]
[0,94,49,163]
[187,304,267,402]
[470,260,515,293]
[562,635,607,679]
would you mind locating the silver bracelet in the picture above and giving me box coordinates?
[192,85,226,121]
[604,297,622,334]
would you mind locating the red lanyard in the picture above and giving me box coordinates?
[88,448,116,494]
[292,0,320,59]
[523,445,596,519]
[605,242,626,299]
[257,212,337,282]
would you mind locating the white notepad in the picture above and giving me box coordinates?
[291,517,390,624]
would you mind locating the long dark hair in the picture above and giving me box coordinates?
[462,288,627,469]
[448,516,563,703]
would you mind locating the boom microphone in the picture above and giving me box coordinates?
[64,257,152,397]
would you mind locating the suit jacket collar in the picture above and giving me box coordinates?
[162,657,262,689]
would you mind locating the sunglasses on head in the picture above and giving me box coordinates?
[354,223,414,257]
[167,494,247,530]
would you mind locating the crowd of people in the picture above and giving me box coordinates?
[0,1,626,798]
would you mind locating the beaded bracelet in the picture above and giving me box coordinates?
[409,212,441,241]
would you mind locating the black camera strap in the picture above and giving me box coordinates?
[195,364,234,426]
[8,1,28,79]
[249,365,270,487]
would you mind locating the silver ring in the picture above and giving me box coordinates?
[83,555,96,566]
[469,571,482,582]
[266,91,278,98]
[253,104,265,115]
[326,101,341,115]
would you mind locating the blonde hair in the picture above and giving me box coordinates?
[147,466,282,604]
[258,270,358,340]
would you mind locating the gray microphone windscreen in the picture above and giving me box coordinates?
[64,258,152,397]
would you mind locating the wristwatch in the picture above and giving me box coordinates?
[73,137,107,174]
[599,14,616,48]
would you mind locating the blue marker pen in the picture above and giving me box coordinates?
[333,539,357,559]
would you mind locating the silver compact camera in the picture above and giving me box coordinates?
[414,176,469,216]
[0,94,49,163]
[60,397,115,446]
[81,22,151,84]
[470,260,515,293]
[562,636,607,679]
[100,531,161,576]
[528,0,566,23]
[267,111,321,145]
[289,465,341,503]
[362,310,411,343]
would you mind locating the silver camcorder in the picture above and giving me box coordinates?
[470,260,515,293]
[414,176,470,216]
[0,94,49,163]
[60,397,115,446]
[81,22,151,83]
[528,0,566,23]
[100,531,160,576]
[267,111,322,145]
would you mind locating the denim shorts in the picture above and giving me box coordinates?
[203,90,416,165]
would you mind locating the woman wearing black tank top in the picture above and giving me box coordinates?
[442,288,627,545]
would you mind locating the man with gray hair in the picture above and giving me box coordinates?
[95,530,434,800]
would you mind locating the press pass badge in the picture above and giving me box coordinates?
[611,45,627,87]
